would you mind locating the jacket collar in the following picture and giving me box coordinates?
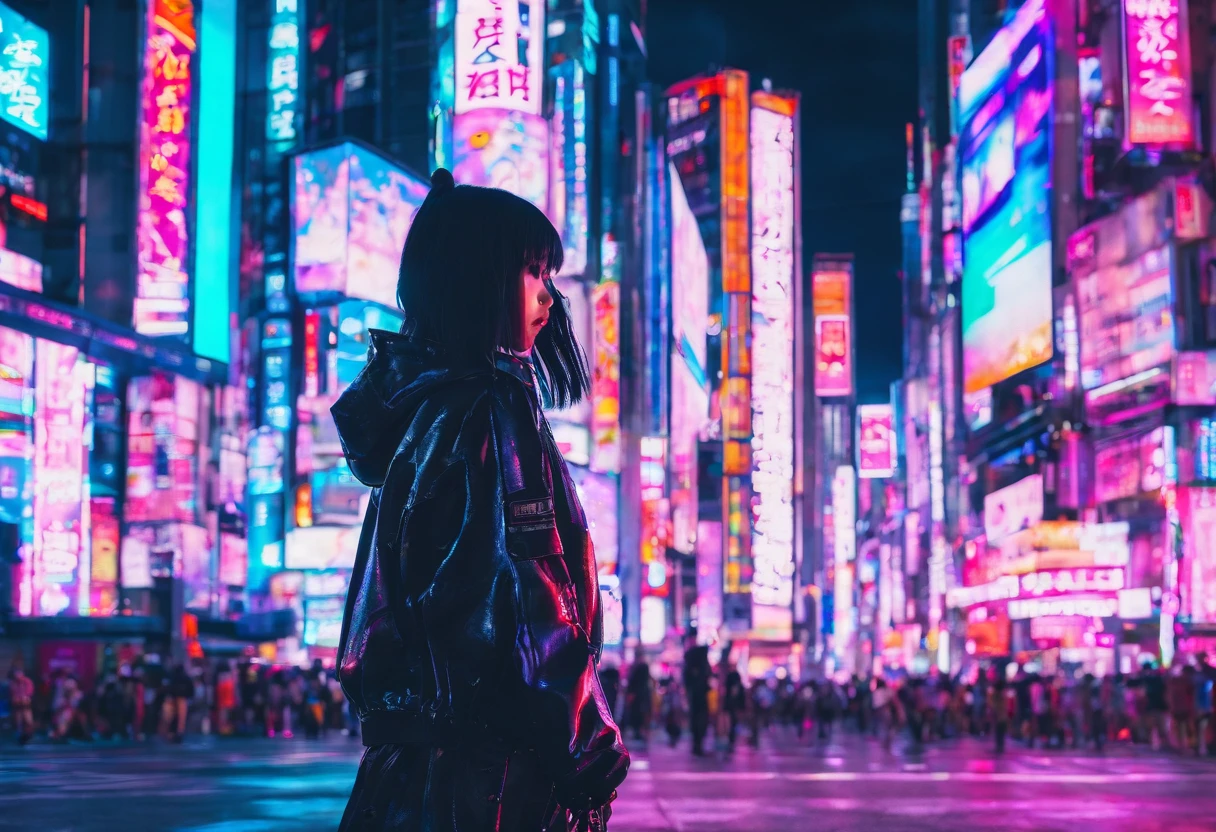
[494,350,536,389]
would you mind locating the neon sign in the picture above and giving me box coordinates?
[812,262,852,397]
[454,0,543,116]
[30,341,87,617]
[832,465,856,665]
[857,404,896,479]
[0,2,48,140]
[1123,0,1194,148]
[590,280,621,474]
[267,0,300,142]
[749,95,796,629]
[134,0,196,338]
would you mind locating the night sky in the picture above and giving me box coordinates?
[647,0,919,403]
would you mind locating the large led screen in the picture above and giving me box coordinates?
[669,163,710,556]
[292,141,430,310]
[451,109,548,214]
[749,98,796,632]
[959,0,1053,393]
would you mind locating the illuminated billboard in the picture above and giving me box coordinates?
[857,404,896,479]
[134,0,196,338]
[546,277,592,465]
[832,465,856,668]
[451,108,548,213]
[959,0,1053,393]
[1122,0,1194,148]
[454,0,543,116]
[669,163,710,555]
[125,374,201,524]
[590,280,621,474]
[28,341,88,617]
[550,61,588,276]
[266,0,301,142]
[812,260,852,398]
[1182,487,1216,624]
[567,465,618,576]
[1069,186,1174,393]
[749,94,796,636]
[292,141,430,310]
[0,2,48,140]
[983,473,1043,543]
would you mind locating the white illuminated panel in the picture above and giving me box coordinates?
[749,101,796,627]
[454,0,544,116]
[832,465,856,666]
[1008,595,1119,620]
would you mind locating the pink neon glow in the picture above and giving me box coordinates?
[750,101,796,617]
[134,1,196,337]
[590,280,621,474]
[31,340,86,617]
[1123,0,1194,148]
[858,404,896,479]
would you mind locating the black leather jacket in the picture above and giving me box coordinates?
[331,330,628,821]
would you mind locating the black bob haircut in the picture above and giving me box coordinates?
[397,169,591,408]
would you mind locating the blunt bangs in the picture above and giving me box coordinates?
[396,182,589,407]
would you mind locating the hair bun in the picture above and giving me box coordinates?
[430,168,455,192]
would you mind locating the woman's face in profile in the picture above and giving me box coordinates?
[512,266,553,352]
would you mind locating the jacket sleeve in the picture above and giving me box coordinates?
[403,390,627,810]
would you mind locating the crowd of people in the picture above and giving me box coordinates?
[598,634,1216,760]
[0,658,356,746]
[6,645,1216,760]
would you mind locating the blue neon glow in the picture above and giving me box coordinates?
[0,2,48,140]
[192,0,236,364]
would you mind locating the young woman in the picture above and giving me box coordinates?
[333,169,628,831]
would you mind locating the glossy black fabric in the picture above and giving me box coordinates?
[332,330,628,831]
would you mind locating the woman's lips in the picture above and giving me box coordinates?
[533,316,548,328]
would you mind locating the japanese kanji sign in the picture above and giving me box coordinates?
[267,0,300,142]
[454,0,543,116]
[1123,0,1194,148]
[0,2,47,140]
[134,1,195,338]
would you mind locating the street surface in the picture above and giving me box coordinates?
[3,732,1216,831]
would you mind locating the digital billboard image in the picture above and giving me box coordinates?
[669,163,710,556]
[292,141,430,310]
[452,109,548,214]
[959,0,1053,393]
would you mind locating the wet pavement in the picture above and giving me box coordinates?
[3,731,1216,830]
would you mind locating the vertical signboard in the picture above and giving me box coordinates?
[30,342,87,617]
[1122,0,1193,148]
[454,0,543,115]
[0,2,48,140]
[749,92,797,640]
[267,0,301,142]
[832,465,856,670]
[550,61,589,276]
[134,0,196,338]
[812,257,853,398]
[590,280,621,473]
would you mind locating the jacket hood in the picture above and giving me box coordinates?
[331,329,467,487]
